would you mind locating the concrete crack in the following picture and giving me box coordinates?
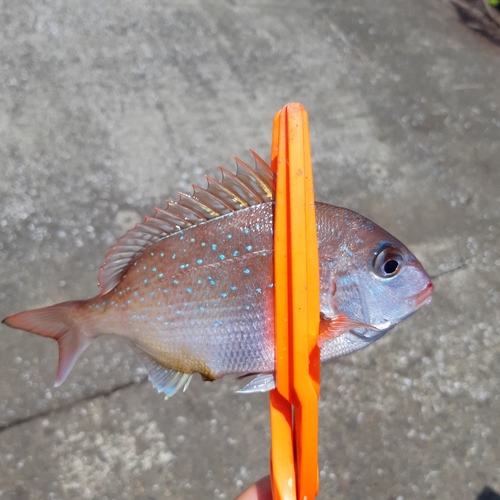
[0,376,147,434]
[430,261,468,280]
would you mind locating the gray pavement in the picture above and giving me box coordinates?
[1,1,499,499]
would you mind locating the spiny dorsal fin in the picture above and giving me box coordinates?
[98,150,275,295]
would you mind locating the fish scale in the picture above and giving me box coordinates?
[3,153,433,397]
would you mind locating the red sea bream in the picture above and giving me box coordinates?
[3,151,434,397]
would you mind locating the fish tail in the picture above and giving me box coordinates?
[2,300,96,387]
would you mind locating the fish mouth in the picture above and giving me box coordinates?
[414,282,434,308]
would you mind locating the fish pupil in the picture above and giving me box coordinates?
[383,259,399,275]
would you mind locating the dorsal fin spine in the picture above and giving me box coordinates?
[230,160,265,203]
[220,166,262,205]
[165,201,207,223]
[206,175,248,209]
[205,175,245,208]
[154,208,191,229]
[176,193,214,219]
[249,150,276,196]
[192,184,232,214]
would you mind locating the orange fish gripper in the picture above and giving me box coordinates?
[270,103,320,500]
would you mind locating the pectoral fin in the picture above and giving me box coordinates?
[236,373,276,393]
[318,313,379,347]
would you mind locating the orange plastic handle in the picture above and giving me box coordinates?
[269,104,320,500]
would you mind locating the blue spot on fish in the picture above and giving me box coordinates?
[256,288,262,293]
[160,252,164,257]
[199,306,205,311]
[173,279,179,285]
[212,244,217,250]
[190,238,195,242]
[140,297,145,302]
[159,273,164,278]
[198,279,202,284]
[245,305,250,310]
[143,266,147,270]
[221,292,227,298]
[230,286,236,291]
[143,279,148,284]
[186,288,192,293]
[152,267,156,272]
[243,268,250,274]
[172,254,176,259]
[246,245,252,251]
[201,242,206,246]
[210,280,215,286]
[151,292,155,297]
[244,228,249,234]
[340,244,353,257]
[338,275,356,286]
[219,254,225,261]
[133,291,138,296]
[197,259,203,264]
[227,234,232,239]
[233,250,239,256]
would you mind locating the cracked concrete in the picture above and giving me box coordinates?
[1,0,499,499]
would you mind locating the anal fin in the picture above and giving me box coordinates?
[130,344,193,399]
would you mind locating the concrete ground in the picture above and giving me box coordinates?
[1,1,499,499]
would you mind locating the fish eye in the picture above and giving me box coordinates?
[372,245,404,278]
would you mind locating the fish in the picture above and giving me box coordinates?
[2,150,434,398]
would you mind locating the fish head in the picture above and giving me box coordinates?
[317,204,433,355]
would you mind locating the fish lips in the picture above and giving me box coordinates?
[414,282,434,308]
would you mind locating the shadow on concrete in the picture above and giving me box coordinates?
[478,486,500,500]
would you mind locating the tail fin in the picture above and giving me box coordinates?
[2,300,94,386]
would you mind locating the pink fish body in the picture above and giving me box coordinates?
[3,152,433,397]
